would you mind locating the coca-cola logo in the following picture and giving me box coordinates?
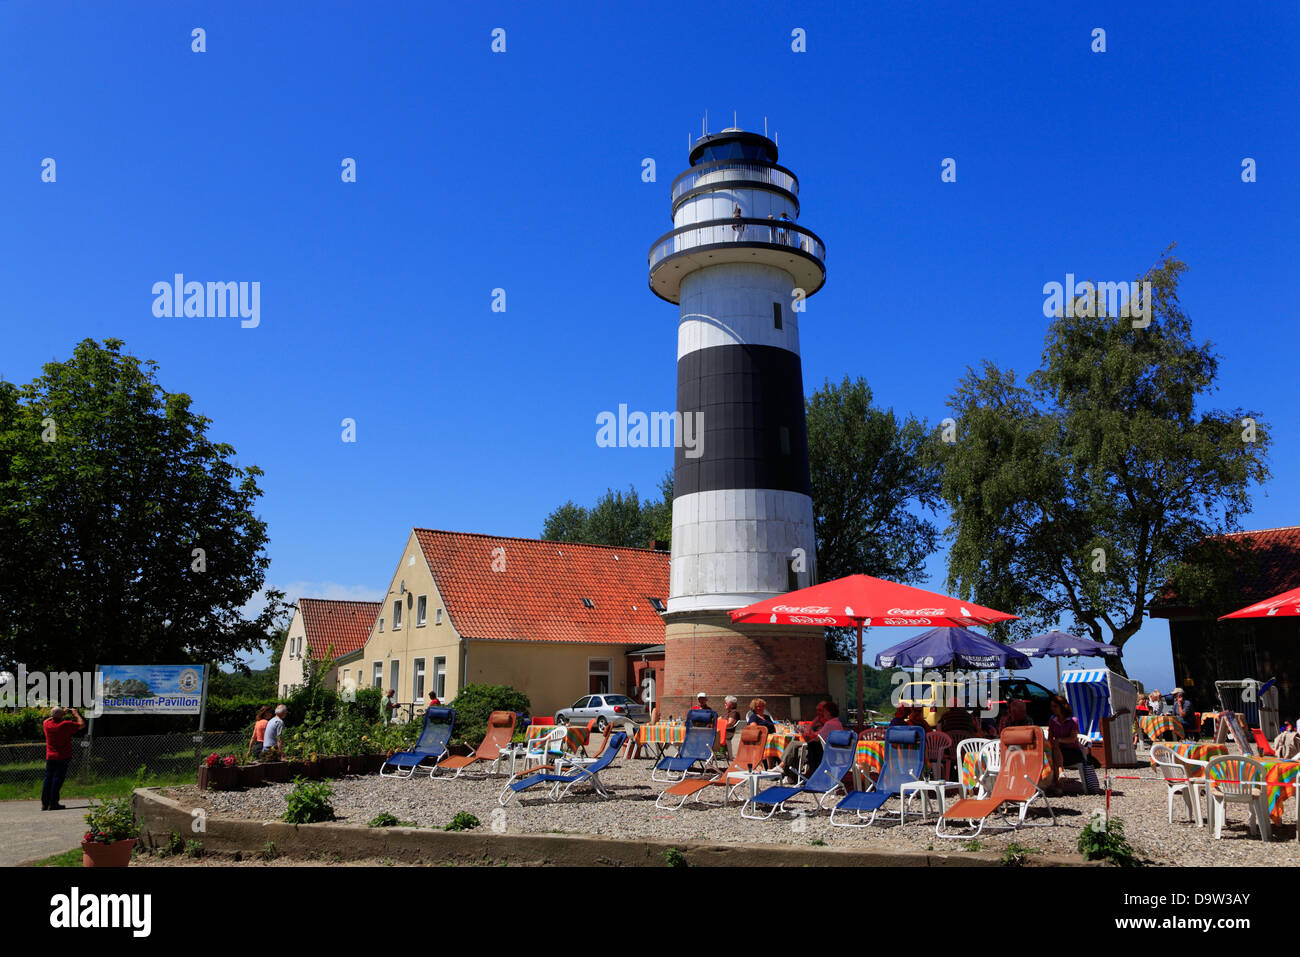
[886,607,946,616]
[883,617,932,625]
[772,605,832,615]
[789,615,837,625]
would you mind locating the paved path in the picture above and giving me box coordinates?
[0,799,91,865]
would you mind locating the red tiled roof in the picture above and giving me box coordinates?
[298,598,381,659]
[413,530,669,644]
[1151,525,1300,616]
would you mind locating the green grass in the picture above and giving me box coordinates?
[0,769,194,802]
[32,848,83,867]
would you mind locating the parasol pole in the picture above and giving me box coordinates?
[1056,657,1062,693]
[856,618,865,734]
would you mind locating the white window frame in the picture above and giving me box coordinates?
[413,657,425,702]
[416,595,427,627]
[433,656,447,699]
[392,600,402,629]
[435,608,443,625]
[378,618,384,633]
[389,659,400,697]
[372,661,383,688]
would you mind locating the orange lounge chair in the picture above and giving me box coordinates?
[654,725,770,810]
[431,710,517,779]
[936,726,1055,838]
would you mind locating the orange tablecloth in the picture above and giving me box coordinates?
[1140,714,1185,741]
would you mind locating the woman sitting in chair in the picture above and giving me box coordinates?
[1047,695,1088,795]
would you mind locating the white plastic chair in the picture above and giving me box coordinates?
[956,737,992,798]
[925,730,953,781]
[977,739,1002,798]
[522,726,567,771]
[1151,744,1203,827]
[1205,755,1271,841]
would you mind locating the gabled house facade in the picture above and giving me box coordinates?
[277,598,380,698]
[340,530,672,719]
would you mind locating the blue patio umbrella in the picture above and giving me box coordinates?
[1009,630,1121,690]
[874,627,1031,670]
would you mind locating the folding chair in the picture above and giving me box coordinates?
[936,726,1055,838]
[380,707,454,778]
[498,732,627,805]
[741,730,857,820]
[430,710,517,779]
[655,725,769,810]
[651,708,719,783]
[831,725,926,827]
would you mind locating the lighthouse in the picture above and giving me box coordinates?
[648,126,829,719]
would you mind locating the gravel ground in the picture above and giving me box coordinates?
[157,747,1300,866]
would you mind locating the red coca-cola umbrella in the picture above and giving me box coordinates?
[1218,585,1300,620]
[729,574,1018,731]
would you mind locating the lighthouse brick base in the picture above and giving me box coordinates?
[661,612,828,721]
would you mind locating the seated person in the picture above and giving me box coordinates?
[1171,688,1195,736]
[907,706,929,728]
[746,697,776,733]
[889,706,911,726]
[939,705,978,738]
[1047,695,1090,793]
[997,698,1032,733]
[1272,726,1300,761]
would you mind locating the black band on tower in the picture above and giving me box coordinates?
[673,344,812,497]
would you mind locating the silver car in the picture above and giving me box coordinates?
[554,693,650,731]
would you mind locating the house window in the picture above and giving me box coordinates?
[378,618,384,633]
[435,608,443,625]
[773,301,782,330]
[417,596,427,626]
[588,658,611,695]
[581,597,595,609]
[412,658,425,702]
[648,597,666,613]
[372,662,383,688]
[779,425,791,455]
[389,660,401,698]
[393,600,403,629]
[433,657,447,698]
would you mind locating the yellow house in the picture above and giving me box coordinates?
[278,598,380,698]
[339,529,671,719]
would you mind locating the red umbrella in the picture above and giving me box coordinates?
[729,574,1018,731]
[1218,585,1300,620]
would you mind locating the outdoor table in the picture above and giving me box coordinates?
[1150,741,1227,775]
[899,779,961,823]
[725,769,781,804]
[1140,714,1185,742]
[762,733,887,775]
[629,720,724,760]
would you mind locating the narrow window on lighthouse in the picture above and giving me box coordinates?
[787,558,800,591]
[779,426,791,456]
[773,302,783,329]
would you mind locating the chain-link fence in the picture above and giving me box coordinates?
[0,732,246,788]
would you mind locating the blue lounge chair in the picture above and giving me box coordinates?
[380,706,454,778]
[651,708,719,783]
[830,725,926,827]
[741,729,858,820]
[498,731,627,805]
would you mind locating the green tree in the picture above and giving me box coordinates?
[541,471,673,549]
[935,253,1269,670]
[0,338,287,672]
[806,377,943,658]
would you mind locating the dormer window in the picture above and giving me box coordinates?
[581,598,595,609]
[649,597,666,613]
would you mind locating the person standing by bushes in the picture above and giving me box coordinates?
[42,707,84,811]
[262,704,287,757]
[381,689,397,725]
[248,705,273,758]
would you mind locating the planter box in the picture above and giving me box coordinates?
[82,838,135,868]
[196,766,210,791]
[262,761,291,783]
[319,756,345,777]
[210,765,240,791]
[367,754,387,773]
[286,760,312,780]
[239,764,265,788]
[344,754,369,775]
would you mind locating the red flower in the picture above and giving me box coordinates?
[222,756,237,768]
[205,753,220,768]
[83,831,95,843]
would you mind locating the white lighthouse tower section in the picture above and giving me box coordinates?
[669,263,817,613]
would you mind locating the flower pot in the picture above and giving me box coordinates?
[262,761,290,783]
[240,764,265,787]
[210,765,240,790]
[197,766,211,791]
[82,838,134,868]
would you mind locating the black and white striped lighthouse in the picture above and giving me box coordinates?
[648,126,829,718]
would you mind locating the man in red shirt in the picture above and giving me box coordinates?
[42,707,85,810]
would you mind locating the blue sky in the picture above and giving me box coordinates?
[4,2,1296,691]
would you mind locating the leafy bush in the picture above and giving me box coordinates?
[663,847,687,867]
[448,684,530,746]
[1078,814,1141,866]
[83,796,140,844]
[282,777,335,824]
[184,839,204,858]
[1000,842,1039,866]
[444,812,480,832]
[0,708,48,743]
